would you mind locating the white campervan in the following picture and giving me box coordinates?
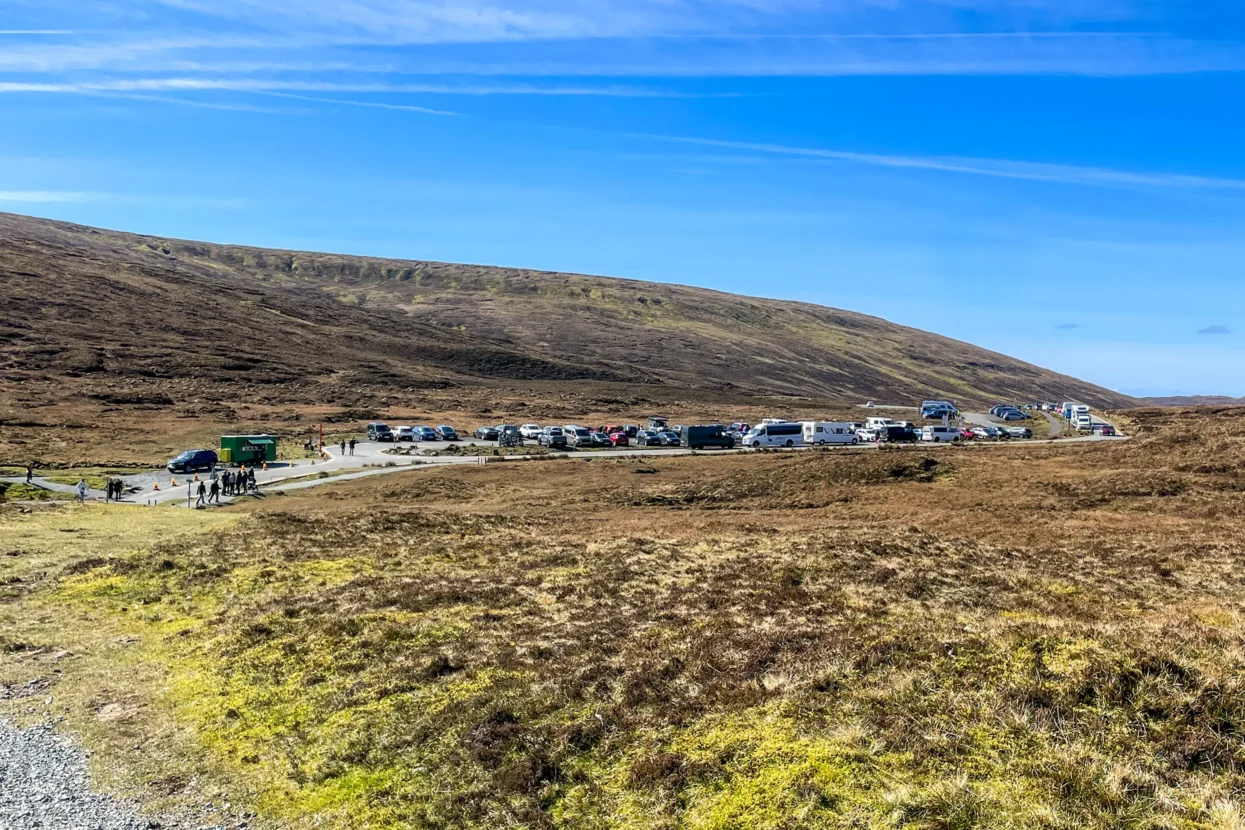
[742,422,804,448]
[865,417,897,432]
[803,422,859,446]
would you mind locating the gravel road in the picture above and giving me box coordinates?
[0,719,240,830]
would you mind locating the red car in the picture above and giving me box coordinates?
[960,429,977,440]
[608,431,630,447]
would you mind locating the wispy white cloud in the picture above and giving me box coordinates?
[0,190,105,202]
[0,77,701,97]
[636,133,1245,191]
[251,90,457,114]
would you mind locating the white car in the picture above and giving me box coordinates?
[855,428,878,442]
[393,426,415,442]
[519,424,543,440]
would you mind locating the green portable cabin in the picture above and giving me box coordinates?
[220,435,278,465]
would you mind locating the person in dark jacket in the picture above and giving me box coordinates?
[247,468,257,491]
[208,479,220,504]
[221,470,232,495]
[195,481,206,507]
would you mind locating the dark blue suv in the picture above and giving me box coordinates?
[168,449,218,473]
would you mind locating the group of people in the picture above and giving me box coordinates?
[103,478,126,502]
[338,439,357,456]
[194,468,257,507]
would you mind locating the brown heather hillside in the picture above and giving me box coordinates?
[0,212,1134,463]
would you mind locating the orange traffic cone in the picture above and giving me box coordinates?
[171,477,179,487]
[193,473,200,482]
[152,481,160,491]
[262,462,268,471]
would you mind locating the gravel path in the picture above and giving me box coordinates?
[0,719,239,830]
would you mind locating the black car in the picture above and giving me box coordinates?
[436,426,460,441]
[635,430,661,446]
[367,422,394,442]
[473,426,500,441]
[168,449,218,473]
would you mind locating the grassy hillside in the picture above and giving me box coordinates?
[6,408,1245,828]
[0,212,1134,411]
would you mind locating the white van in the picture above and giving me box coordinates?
[743,422,804,448]
[803,422,859,446]
[922,425,960,443]
[760,418,790,426]
[865,417,897,432]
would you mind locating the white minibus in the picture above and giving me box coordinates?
[743,422,804,448]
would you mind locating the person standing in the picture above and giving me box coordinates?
[348,438,356,456]
[75,479,87,503]
[196,481,206,507]
[208,479,220,504]
[339,440,346,456]
[247,468,257,492]
[25,465,33,485]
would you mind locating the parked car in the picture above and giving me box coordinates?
[683,425,734,450]
[519,424,544,440]
[588,431,612,447]
[562,425,593,447]
[970,427,992,440]
[921,426,960,443]
[635,429,661,446]
[656,431,682,447]
[414,426,439,441]
[648,417,670,431]
[1000,410,1029,421]
[1092,424,1117,437]
[394,426,415,442]
[624,425,640,437]
[855,428,878,443]
[367,422,394,442]
[167,448,218,473]
[1008,427,1033,439]
[607,431,630,447]
[960,429,977,440]
[538,427,567,448]
[436,425,459,441]
[473,426,501,441]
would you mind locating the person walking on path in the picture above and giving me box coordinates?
[25,465,33,485]
[339,440,346,456]
[196,481,207,507]
[348,438,356,456]
[112,479,124,502]
[75,480,87,503]
[208,479,220,504]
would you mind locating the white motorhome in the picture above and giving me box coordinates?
[865,417,898,432]
[803,422,859,446]
[742,422,804,448]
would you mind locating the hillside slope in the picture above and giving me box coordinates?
[0,212,1134,409]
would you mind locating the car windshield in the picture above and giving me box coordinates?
[174,451,195,460]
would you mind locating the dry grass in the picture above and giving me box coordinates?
[5,407,1245,828]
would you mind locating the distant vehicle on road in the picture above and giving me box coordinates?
[394,426,415,442]
[1000,410,1028,421]
[436,425,460,441]
[519,424,543,440]
[683,425,734,450]
[742,422,803,448]
[167,449,218,474]
[367,422,394,442]
[1092,424,1117,436]
[413,426,439,441]
[473,426,500,441]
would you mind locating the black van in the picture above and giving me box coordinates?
[879,426,920,444]
[367,422,394,442]
[683,425,735,450]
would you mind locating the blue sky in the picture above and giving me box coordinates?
[3,1,1245,397]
